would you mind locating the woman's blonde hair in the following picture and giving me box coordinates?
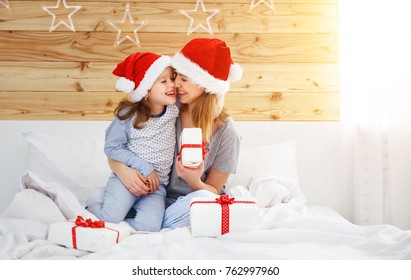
[180,93,229,142]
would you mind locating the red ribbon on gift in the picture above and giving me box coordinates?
[75,216,105,228]
[179,140,210,160]
[215,195,235,234]
[190,195,256,235]
[71,216,119,249]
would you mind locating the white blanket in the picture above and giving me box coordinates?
[1,173,411,260]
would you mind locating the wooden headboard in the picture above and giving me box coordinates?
[0,0,339,121]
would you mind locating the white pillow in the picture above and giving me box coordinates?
[21,171,98,220]
[226,141,305,200]
[247,175,291,207]
[1,189,66,224]
[23,132,111,206]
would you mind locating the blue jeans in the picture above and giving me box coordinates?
[87,174,166,232]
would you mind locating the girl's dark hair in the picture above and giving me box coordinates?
[114,97,151,129]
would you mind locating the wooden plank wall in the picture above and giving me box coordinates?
[0,0,339,121]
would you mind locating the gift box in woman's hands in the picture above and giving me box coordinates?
[180,128,209,168]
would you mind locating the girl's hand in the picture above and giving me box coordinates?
[114,164,150,196]
[146,170,160,192]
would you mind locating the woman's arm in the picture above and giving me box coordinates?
[204,168,230,193]
[175,158,229,194]
[108,158,151,196]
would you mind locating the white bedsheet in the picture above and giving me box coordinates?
[1,173,411,260]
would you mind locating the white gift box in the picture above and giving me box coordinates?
[47,216,131,252]
[180,128,205,168]
[190,195,261,237]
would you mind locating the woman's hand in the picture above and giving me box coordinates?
[175,156,204,191]
[146,170,160,192]
[176,156,230,195]
[108,158,150,196]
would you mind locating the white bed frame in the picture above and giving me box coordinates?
[0,120,347,220]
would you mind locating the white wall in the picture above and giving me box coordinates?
[0,121,346,219]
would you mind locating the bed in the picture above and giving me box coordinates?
[1,124,411,261]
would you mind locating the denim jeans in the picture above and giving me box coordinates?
[87,174,166,232]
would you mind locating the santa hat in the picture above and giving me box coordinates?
[113,52,172,102]
[171,38,243,95]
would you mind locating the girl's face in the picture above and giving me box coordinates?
[174,73,204,105]
[147,67,176,109]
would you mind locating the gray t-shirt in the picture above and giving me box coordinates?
[166,116,242,200]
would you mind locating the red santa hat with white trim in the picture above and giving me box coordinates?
[171,38,243,95]
[112,52,172,102]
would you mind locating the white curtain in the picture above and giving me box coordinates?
[340,1,411,229]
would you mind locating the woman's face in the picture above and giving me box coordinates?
[174,73,204,105]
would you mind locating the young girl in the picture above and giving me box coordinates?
[87,52,179,232]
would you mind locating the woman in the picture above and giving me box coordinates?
[108,38,243,229]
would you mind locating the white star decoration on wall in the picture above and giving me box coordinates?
[1,0,10,9]
[180,0,220,35]
[43,0,81,32]
[249,0,275,11]
[107,3,147,47]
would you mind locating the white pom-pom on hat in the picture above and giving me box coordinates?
[228,63,243,82]
[115,77,135,94]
